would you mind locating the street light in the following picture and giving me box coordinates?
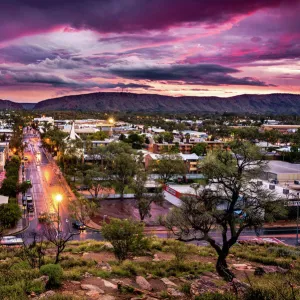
[108,117,114,124]
[55,194,62,233]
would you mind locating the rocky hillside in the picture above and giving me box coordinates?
[32,92,300,114]
[0,99,23,110]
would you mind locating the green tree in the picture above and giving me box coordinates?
[132,170,164,221]
[88,131,109,141]
[149,154,186,183]
[0,203,22,227]
[110,152,138,199]
[192,143,207,156]
[163,141,285,281]
[127,133,145,149]
[68,196,96,224]
[102,218,148,263]
[0,177,18,197]
[83,167,110,200]
[17,181,32,194]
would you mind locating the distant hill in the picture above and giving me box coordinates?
[32,92,300,114]
[2,92,300,114]
[0,99,23,110]
[21,103,36,110]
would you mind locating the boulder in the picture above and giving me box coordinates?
[81,284,105,294]
[230,278,250,294]
[136,276,152,291]
[98,296,116,300]
[97,262,112,272]
[39,290,56,298]
[161,278,177,287]
[83,272,93,278]
[102,279,117,289]
[167,288,184,297]
[85,290,101,300]
[152,254,160,262]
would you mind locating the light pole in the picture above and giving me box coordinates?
[55,194,63,234]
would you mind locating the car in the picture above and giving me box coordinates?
[294,180,300,185]
[27,203,34,213]
[26,179,31,184]
[72,220,86,230]
[76,185,89,191]
[1,236,23,246]
[26,195,33,202]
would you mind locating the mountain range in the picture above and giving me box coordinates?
[1,92,300,114]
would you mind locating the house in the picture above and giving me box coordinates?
[144,152,200,174]
[152,143,193,154]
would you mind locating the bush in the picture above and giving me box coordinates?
[40,264,63,288]
[101,218,149,262]
[25,280,45,294]
[167,240,188,264]
[0,202,22,227]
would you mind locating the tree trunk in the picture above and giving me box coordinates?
[55,248,60,264]
[216,255,234,282]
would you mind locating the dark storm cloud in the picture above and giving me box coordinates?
[110,64,273,86]
[0,45,75,64]
[0,0,296,41]
[0,70,152,90]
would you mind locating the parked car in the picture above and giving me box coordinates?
[72,220,86,230]
[1,236,23,246]
[27,203,34,213]
[76,185,89,191]
[26,195,33,202]
[294,180,300,185]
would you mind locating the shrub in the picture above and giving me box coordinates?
[0,282,26,300]
[180,282,191,295]
[101,218,149,262]
[168,240,188,264]
[25,280,45,294]
[40,264,63,288]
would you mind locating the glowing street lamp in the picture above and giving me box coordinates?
[55,194,62,233]
[108,117,115,124]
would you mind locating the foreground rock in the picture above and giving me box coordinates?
[136,276,152,291]
[81,284,105,294]
[38,290,56,298]
[161,278,177,287]
[191,276,227,295]
[167,288,184,297]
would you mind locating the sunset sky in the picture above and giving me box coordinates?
[0,0,299,102]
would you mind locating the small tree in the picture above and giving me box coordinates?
[42,223,77,264]
[149,154,186,183]
[17,181,32,194]
[68,196,96,224]
[192,143,207,156]
[110,152,138,199]
[0,203,22,227]
[83,168,110,200]
[132,170,164,221]
[102,218,148,263]
[163,141,285,281]
[20,230,47,269]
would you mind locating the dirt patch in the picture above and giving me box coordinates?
[82,251,116,262]
[92,199,173,225]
